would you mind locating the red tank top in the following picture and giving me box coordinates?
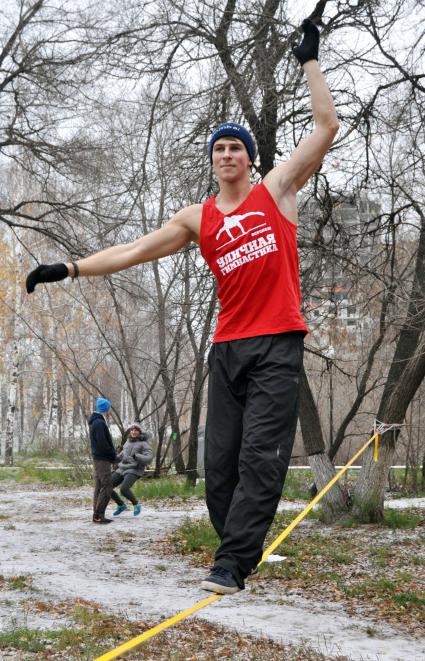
[200,182,308,343]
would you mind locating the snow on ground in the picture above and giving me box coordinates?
[0,486,424,661]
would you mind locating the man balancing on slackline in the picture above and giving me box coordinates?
[26,20,338,595]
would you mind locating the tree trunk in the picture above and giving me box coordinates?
[308,452,349,522]
[5,338,19,466]
[299,368,348,519]
[184,255,217,486]
[154,421,167,478]
[422,447,425,489]
[353,332,425,521]
[152,260,186,474]
[185,364,206,486]
[18,376,24,453]
[5,239,24,465]
[0,373,3,460]
[63,382,74,451]
[352,438,395,522]
[50,357,59,445]
[42,371,50,447]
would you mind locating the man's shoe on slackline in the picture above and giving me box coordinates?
[93,516,113,524]
[113,504,128,516]
[201,567,242,594]
[133,503,142,516]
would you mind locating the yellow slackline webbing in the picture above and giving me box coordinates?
[259,431,379,563]
[94,594,221,661]
[94,432,379,661]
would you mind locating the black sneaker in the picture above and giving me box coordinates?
[93,516,113,524]
[201,567,242,594]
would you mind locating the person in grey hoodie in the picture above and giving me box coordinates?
[110,423,153,516]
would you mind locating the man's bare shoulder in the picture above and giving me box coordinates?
[170,204,202,243]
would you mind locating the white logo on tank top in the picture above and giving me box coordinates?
[214,210,279,275]
[216,211,265,245]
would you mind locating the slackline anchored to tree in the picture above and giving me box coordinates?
[94,425,406,661]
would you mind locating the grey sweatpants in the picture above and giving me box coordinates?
[205,331,304,588]
[110,472,139,506]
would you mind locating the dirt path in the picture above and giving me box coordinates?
[0,485,424,661]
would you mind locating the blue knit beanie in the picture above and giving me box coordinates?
[96,397,111,413]
[208,122,257,164]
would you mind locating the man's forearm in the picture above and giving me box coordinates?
[303,60,339,132]
[65,243,139,278]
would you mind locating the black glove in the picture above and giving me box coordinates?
[26,263,69,294]
[292,19,320,66]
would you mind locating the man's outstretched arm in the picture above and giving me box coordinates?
[264,20,339,210]
[26,206,200,293]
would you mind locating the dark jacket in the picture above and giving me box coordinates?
[88,412,117,463]
[115,432,153,477]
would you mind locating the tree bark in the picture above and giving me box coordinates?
[5,239,25,465]
[5,338,18,466]
[299,368,348,519]
[353,332,425,521]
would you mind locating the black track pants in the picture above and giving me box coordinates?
[205,331,304,588]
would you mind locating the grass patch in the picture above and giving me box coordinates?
[96,542,117,553]
[343,576,396,599]
[0,625,115,658]
[17,465,78,487]
[0,467,21,481]
[328,549,354,564]
[393,591,425,608]
[169,510,321,570]
[340,573,424,612]
[0,464,90,487]
[0,451,92,487]
[7,575,33,590]
[0,463,208,496]
[133,476,205,501]
[370,545,392,568]
[389,467,425,497]
[17,449,71,466]
[282,469,312,500]
[1,603,352,660]
[383,508,423,529]
[170,516,219,564]
[0,628,61,653]
[336,508,423,530]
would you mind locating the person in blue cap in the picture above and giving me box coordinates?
[88,397,117,524]
[27,21,338,591]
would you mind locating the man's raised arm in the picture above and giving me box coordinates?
[26,206,200,294]
[264,20,339,209]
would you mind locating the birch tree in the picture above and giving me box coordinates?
[4,237,25,464]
